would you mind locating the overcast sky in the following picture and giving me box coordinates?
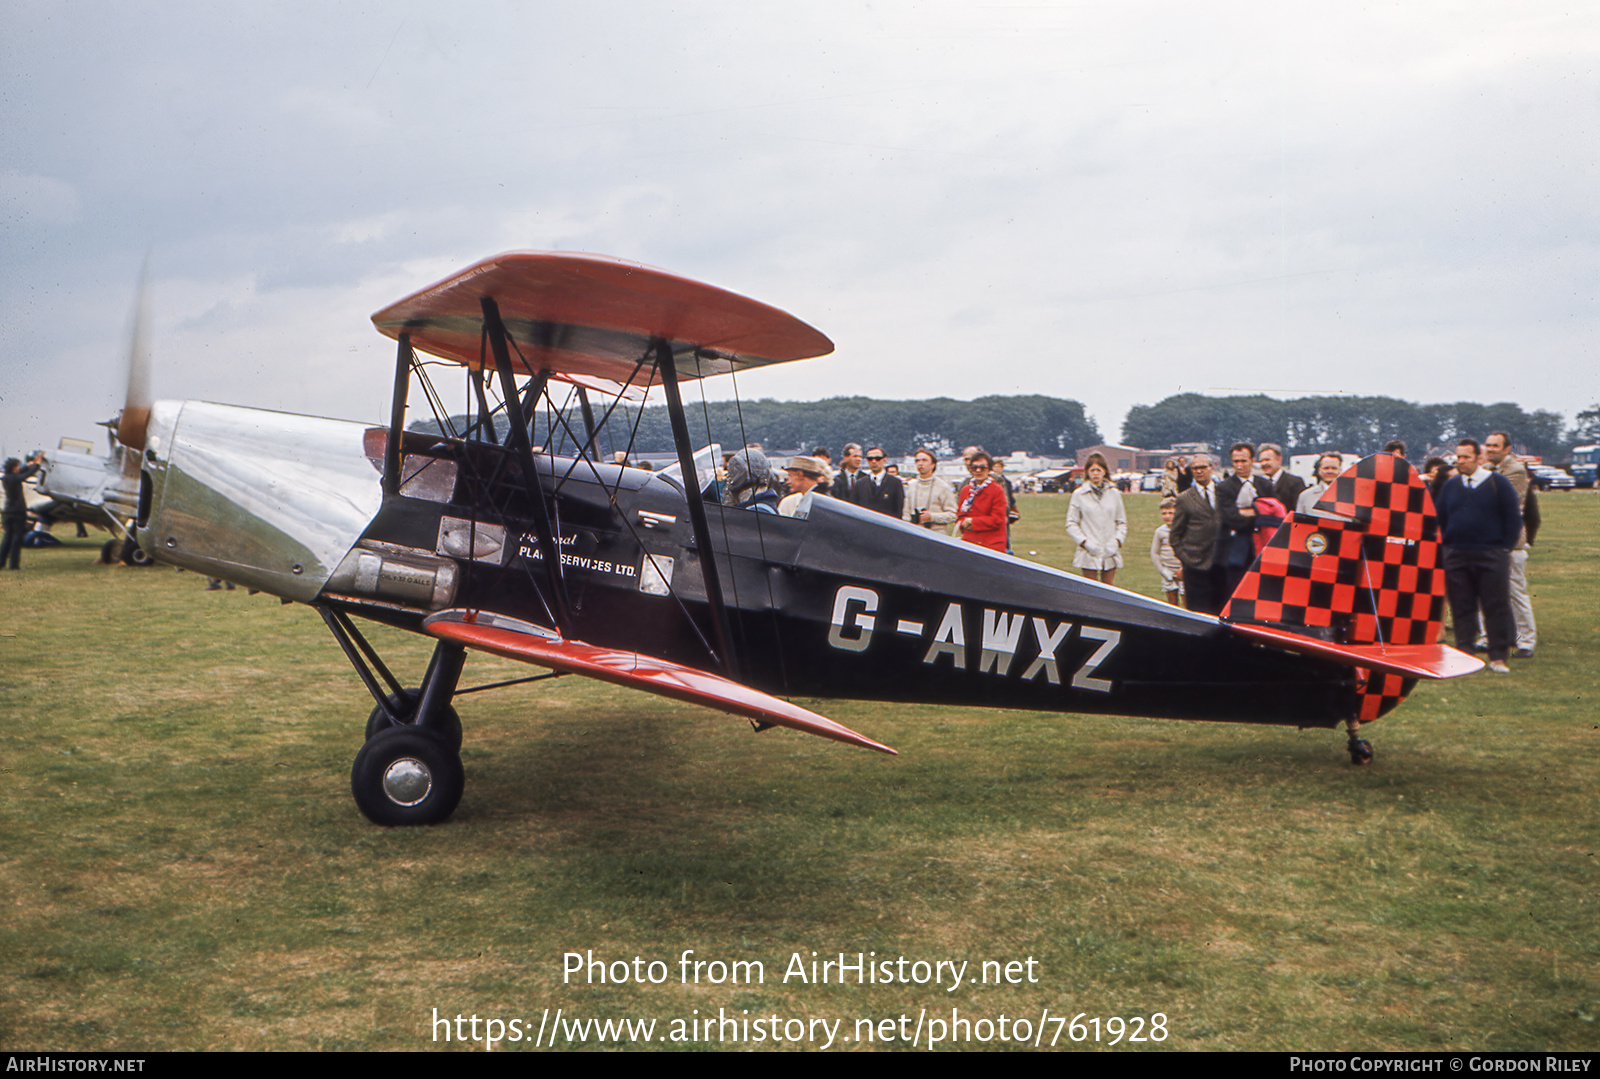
[2,1,1596,459]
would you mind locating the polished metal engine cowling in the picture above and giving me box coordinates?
[137,400,385,601]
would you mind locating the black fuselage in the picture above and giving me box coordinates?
[331,442,1359,730]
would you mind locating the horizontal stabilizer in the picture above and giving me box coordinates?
[422,610,895,755]
[1229,622,1483,680]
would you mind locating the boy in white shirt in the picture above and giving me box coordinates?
[1150,497,1183,605]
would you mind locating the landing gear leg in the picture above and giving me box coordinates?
[1346,719,1373,766]
[409,641,467,744]
[362,640,466,750]
[319,608,465,749]
[365,690,462,751]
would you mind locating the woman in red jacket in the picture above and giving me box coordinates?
[957,452,1008,552]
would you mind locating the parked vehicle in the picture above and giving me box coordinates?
[1570,445,1597,488]
[1034,468,1079,493]
[1530,464,1574,490]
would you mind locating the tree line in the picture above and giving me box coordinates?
[1120,394,1574,460]
[416,390,1591,462]
[423,394,1104,459]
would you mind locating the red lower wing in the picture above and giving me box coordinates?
[423,616,895,755]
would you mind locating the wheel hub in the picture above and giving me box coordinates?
[382,757,433,806]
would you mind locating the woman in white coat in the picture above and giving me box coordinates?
[1066,453,1128,584]
[903,448,958,531]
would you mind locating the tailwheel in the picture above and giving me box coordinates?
[365,689,463,751]
[1347,737,1374,766]
[351,726,464,826]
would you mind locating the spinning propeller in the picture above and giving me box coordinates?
[114,257,152,453]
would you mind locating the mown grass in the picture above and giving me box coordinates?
[1,493,1595,1051]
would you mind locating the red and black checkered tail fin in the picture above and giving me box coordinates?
[1223,453,1452,720]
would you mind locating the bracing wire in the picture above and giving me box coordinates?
[698,376,741,619]
[728,362,790,693]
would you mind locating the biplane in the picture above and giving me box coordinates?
[122,252,1479,825]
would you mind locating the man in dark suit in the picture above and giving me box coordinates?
[1256,443,1305,510]
[1214,442,1274,597]
[1166,454,1224,613]
[833,443,867,503]
[857,447,905,518]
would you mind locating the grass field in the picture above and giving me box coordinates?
[2,492,1596,1052]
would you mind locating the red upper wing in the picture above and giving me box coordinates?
[371,251,834,384]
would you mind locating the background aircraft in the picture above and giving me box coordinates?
[119,252,1478,825]
[31,431,149,563]
[32,268,153,565]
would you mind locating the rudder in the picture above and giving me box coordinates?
[1223,454,1446,720]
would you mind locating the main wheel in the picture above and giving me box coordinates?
[1348,737,1374,766]
[120,539,154,566]
[351,726,465,826]
[365,689,463,751]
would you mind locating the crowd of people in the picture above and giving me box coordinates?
[709,433,1540,674]
[705,442,1021,551]
[1152,437,1537,673]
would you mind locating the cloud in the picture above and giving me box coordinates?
[1,2,1597,458]
[0,171,80,227]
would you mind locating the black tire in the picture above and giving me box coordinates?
[351,726,465,826]
[365,689,463,751]
[100,539,120,564]
[1348,737,1374,766]
[120,539,154,567]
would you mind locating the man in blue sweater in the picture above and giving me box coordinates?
[1435,439,1522,673]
